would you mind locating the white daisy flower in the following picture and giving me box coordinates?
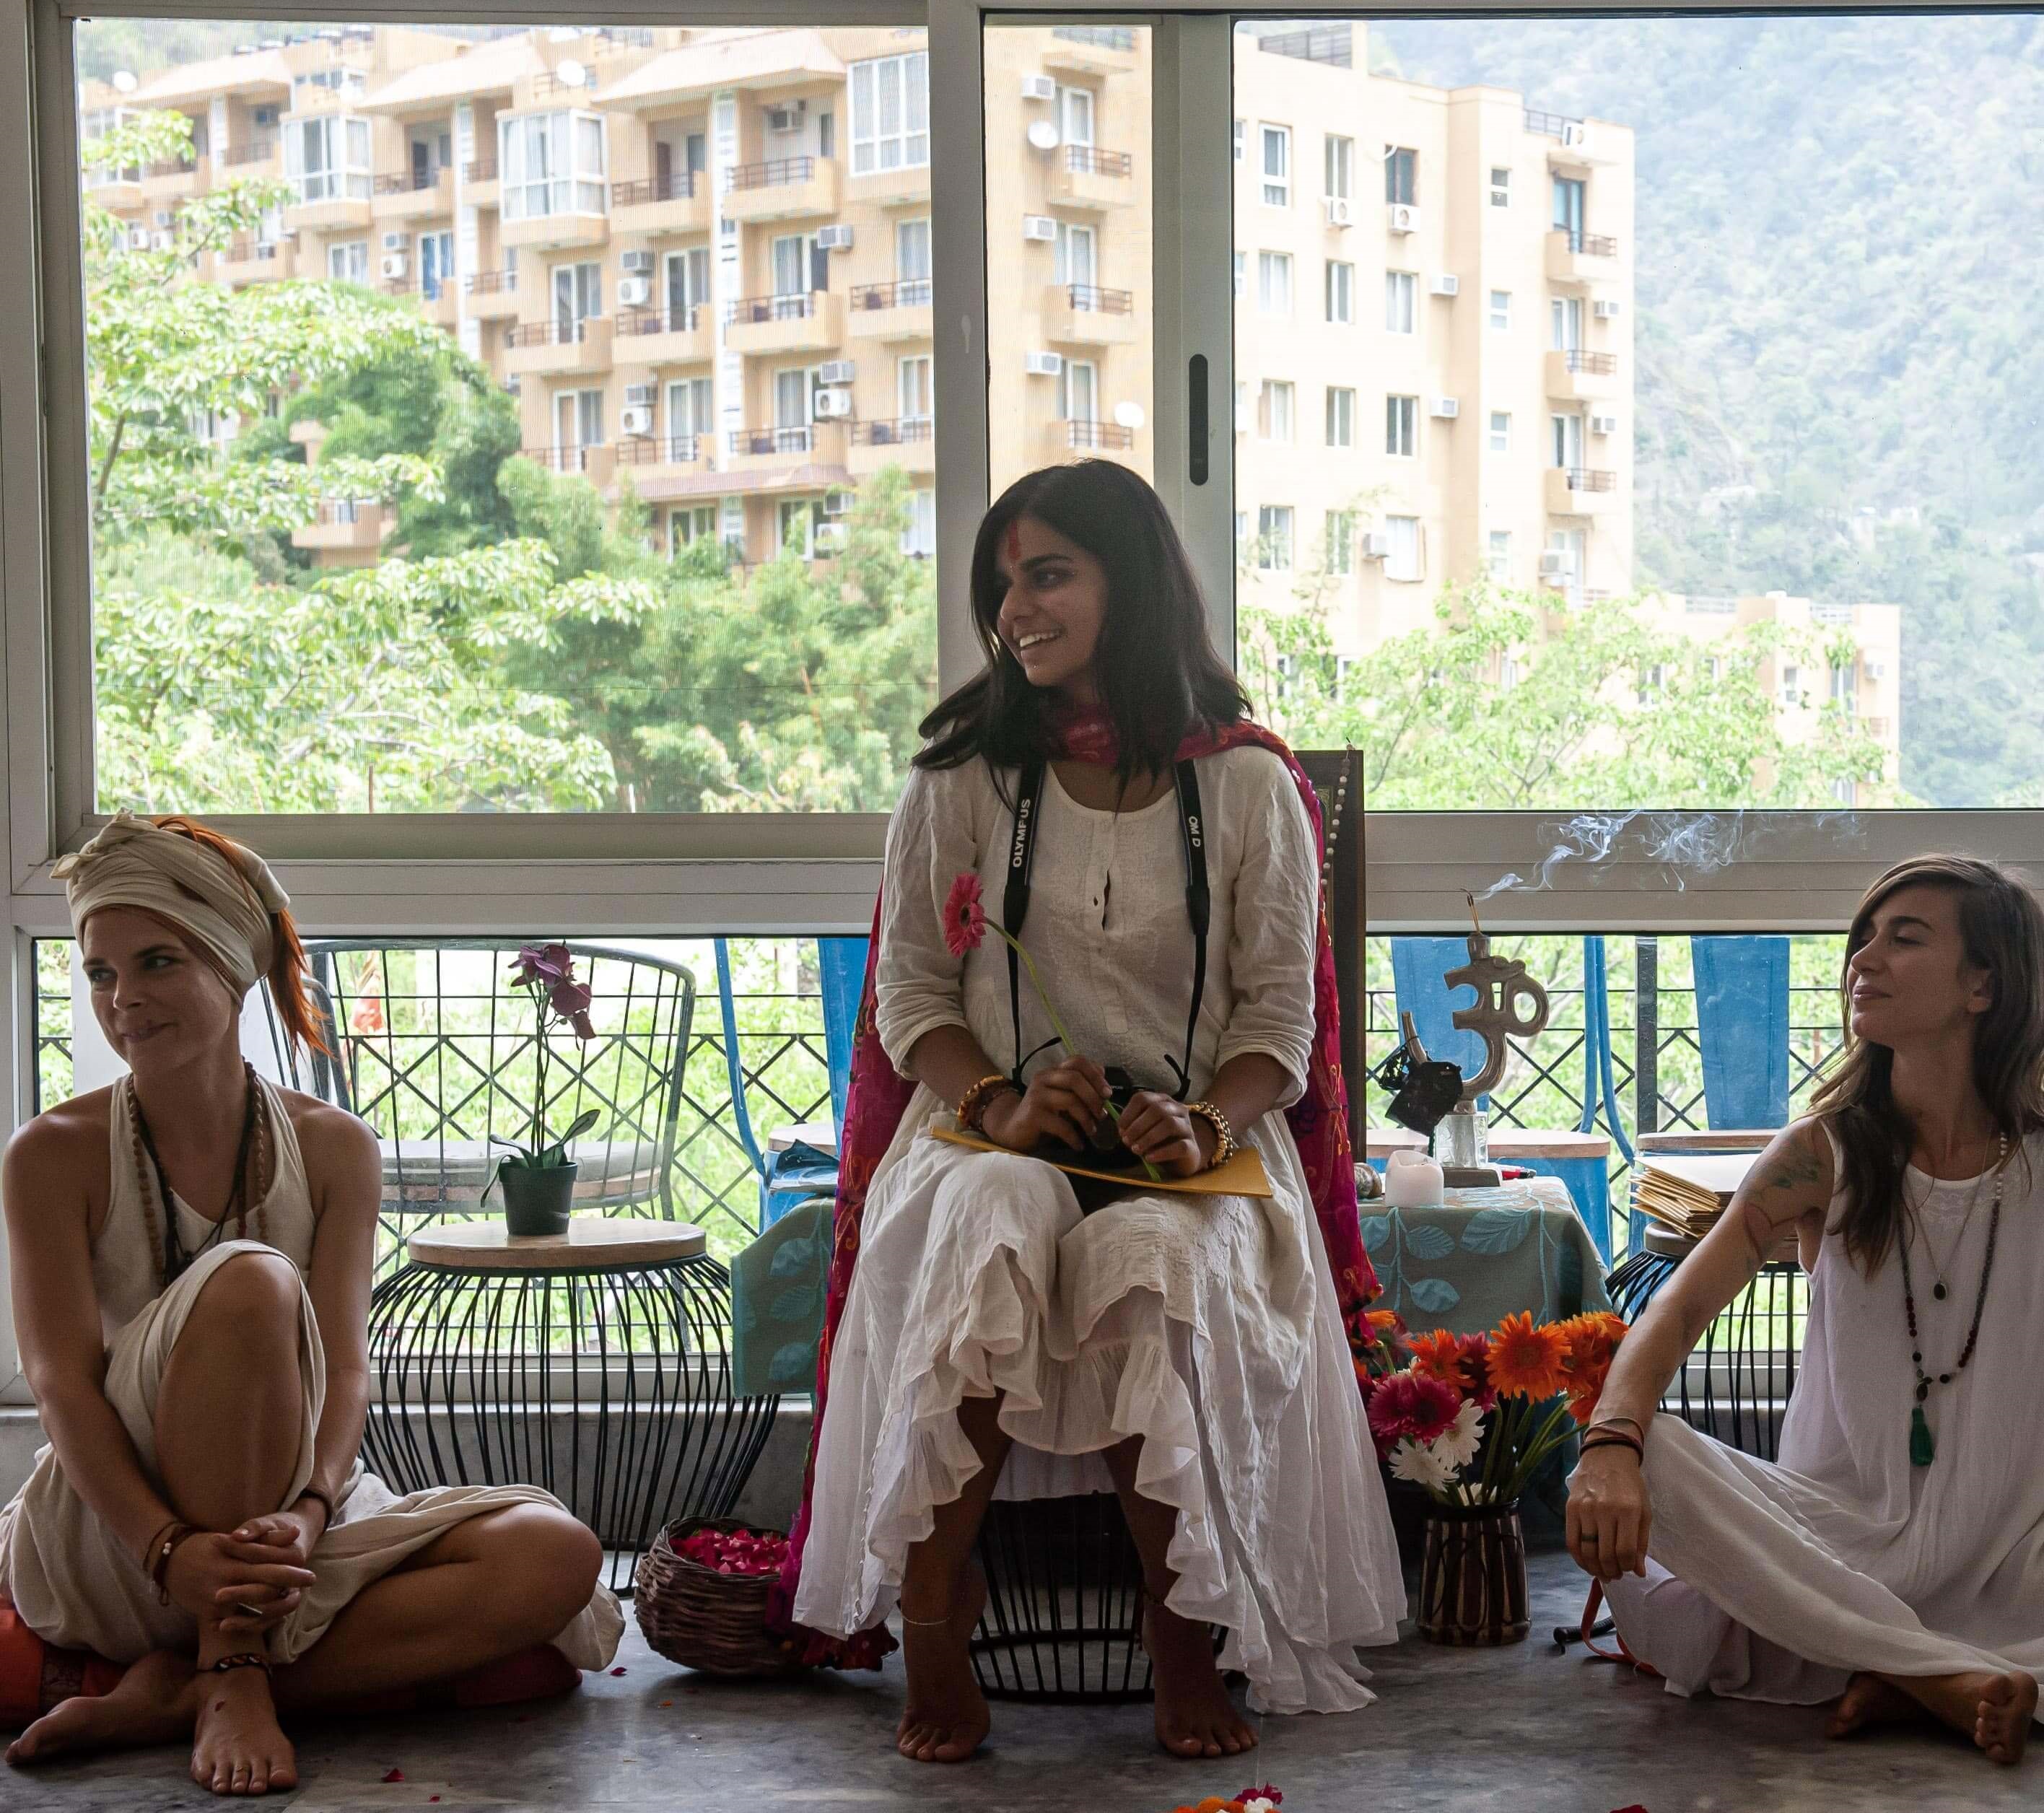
[1389,1436,1456,1493]
[1433,1399,1487,1470]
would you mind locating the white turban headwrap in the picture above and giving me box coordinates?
[52,811,290,997]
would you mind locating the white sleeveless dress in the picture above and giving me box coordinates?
[0,1078,624,1670]
[1604,1127,2044,1703]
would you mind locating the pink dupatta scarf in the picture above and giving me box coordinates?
[769,716,1379,1666]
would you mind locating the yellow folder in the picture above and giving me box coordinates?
[931,1124,1275,1198]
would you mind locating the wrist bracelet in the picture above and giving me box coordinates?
[296,1486,335,1527]
[146,1519,197,1605]
[956,1073,1018,1135]
[1579,1430,1646,1464]
[1183,1101,1238,1171]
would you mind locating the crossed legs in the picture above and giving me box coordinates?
[9,1249,603,1795]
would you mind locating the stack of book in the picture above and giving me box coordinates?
[1630,1152,1760,1241]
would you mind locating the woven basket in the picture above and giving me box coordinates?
[632,1516,808,1678]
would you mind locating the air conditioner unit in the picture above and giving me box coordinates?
[1594,298,1622,320]
[1386,203,1420,235]
[1430,273,1460,297]
[151,230,175,250]
[620,249,655,274]
[1022,214,1057,242]
[1430,397,1460,419]
[816,224,855,252]
[818,359,856,384]
[1590,414,1618,436]
[620,406,654,436]
[821,489,853,517]
[1360,532,1392,562]
[813,520,848,551]
[624,382,656,408]
[380,252,408,279]
[813,387,854,418]
[1538,550,1574,579]
[1324,196,1352,228]
[1561,121,1591,152]
[1023,350,1064,377]
[764,101,806,134]
[127,227,152,250]
[1021,74,1057,102]
[617,275,652,307]
[380,230,408,250]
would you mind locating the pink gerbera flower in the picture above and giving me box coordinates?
[943,871,988,958]
[1365,1369,1462,1460]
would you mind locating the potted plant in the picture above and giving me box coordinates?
[1363,1309,1630,1645]
[493,943,600,1237]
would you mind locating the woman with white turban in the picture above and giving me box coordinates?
[1,813,621,1796]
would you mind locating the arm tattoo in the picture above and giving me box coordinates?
[1757,1143,1822,1194]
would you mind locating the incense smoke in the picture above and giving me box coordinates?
[1471,808,1864,904]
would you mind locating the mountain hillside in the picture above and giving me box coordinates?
[1373,12,2044,805]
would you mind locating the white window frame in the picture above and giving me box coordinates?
[1325,385,1355,447]
[499,109,607,222]
[1384,513,1423,582]
[327,239,367,284]
[1386,393,1419,458]
[1488,410,1511,455]
[1325,258,1353,324]
[1256,504,1293,572]
[1490,165,1510,206]
[1259,122,1290,207]
[1487,529,1512,580]
[1257,249,1291,315]
[1259,377,1293,443]
[1384,268,1416,334]
[286,113,372,204]
[1324,508,1355,577]
[1324,133,1353,201]
[850,48,930,176]
[1489,287,1511,331]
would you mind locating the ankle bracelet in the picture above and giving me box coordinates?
[897,1611,954,1628]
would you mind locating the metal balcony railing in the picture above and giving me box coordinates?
[725,156,816,193]
[615,434,701,466]
[374,169,443,194]
[1560,466,1619,493]
[465,267,517,295]
[504,317,598,349]
[1559,229,1620,258]
[1061,283,1134,314]
[724,292,816,326]
[520,443,604,472]
[1524,108,1581,139]
[463,157,497,184]
[617,304,702,338]
[727,426,814,457]
[147,157,195,178]
[1063,144,1133,178]
[1557,349,1619,375]
[1052,25,1136,51]
[850,279,933,310]
[1065,419,1135,450]
[222,139,277,167]
[310,497,377,525]
[851,417,933,447]
[613,171,699,206]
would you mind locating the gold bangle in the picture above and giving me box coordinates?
[1184,1101,1238,1171]
[956,1073,1018,1135]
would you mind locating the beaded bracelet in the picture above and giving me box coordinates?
[956,1073,1018,1135]
[145,1518,197,1606]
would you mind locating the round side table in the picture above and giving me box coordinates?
[360,1218,778,1594]
[1606,1223,1804,1460]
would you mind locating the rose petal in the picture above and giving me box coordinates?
[381,1769,404,1783]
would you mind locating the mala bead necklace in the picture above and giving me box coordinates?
[128,1062,269,1289]
[1897,1131,2004,1468]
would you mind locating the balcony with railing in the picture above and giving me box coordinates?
[1042,281,1137,346]
[141,154,205,200]
[722,289,844,357]
[221,137,279,169]
[725,421,848,471]
[216,236,293,283]
[612,167,708,235]
[292,496,391,564]
[460,155,499,205]
[1044,23,1143,75]
[1062,419,1136,452]
[1049,142,1137,210]
[372,165,453,221]
[1546,464,1620,513]
[463,266,520,318]
[502,313,613,375]
[1528,106,1620,166]
[848,416,935,476]
[615,302,712,364]
[847,278,934,341]
[520,442,618,485]
[1545,346,1620,401]
[613,433,702,471]
[721,154,840,222]
[1547,227,1622,285]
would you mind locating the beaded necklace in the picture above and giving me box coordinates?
[1896,1132,2004,1468]
[127,1063,271,1289]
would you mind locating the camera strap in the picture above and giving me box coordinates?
[1003,758,1208,1098]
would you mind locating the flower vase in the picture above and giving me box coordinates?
[1417,1500,1529,1646]
[499,1161,577,1237]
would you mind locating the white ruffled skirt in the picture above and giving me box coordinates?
[795,1099,1404,1715]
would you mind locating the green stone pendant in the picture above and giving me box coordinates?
[1910,1404,1936,1468]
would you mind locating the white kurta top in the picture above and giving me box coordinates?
[1607,1126,2044,1700]
[796,748,1405,1715]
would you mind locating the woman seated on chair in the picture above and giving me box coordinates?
[1569,855,2044,1765]
[787,460,1403,1762]
[2,813,621,1795]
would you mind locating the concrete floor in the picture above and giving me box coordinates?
[4,1548,2034,1813]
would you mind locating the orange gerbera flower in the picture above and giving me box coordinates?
[1558,1311,1629,1421]
[1487,1311,1570,1399]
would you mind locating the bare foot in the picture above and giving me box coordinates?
[190,1664,297,1796]
[895,1568,990,1765]
[1145,1603,1257,1760]
[6,1650,197,1767]
[1827,1673,1923,1739]
[1889,1669,2038,1766]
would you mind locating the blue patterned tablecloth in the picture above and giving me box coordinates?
[1362,1174,1613,1336]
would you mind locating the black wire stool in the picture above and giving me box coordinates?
[1606,1224,1805,1461]
[970,1494,1155,1703]
[361,1220,778,1595]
